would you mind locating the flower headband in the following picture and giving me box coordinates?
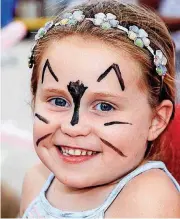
[28,10,167,77]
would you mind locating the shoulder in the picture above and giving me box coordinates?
[108,168,180,217]
[20,162,51,216]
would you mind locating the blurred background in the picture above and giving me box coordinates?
[1,0,180,218]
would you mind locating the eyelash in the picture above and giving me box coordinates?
[48,97,70,108]
[93,102,115,112]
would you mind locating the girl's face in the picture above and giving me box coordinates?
[34,35,153,188]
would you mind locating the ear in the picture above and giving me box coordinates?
[148,100,173,141]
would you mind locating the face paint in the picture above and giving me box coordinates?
[35,113,49,124]
[36,133,52,147]
[67,80,88,126]
[100,138,127,157]
[97,64,125,91]
[42,59,59,83]
[104,121,132,126]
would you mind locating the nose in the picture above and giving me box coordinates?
[60,117,91,137]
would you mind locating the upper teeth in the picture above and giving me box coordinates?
[61,147,96,156]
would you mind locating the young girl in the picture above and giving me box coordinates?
[20,1,180,217]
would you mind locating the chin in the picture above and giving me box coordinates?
[57,175,93,189]
[54,169,108,189]
[56,170,120,190]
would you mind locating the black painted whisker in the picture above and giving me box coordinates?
[35,113,49,124]
[100,138,127,157]
[36,133,52,147]
[104,121,132,126]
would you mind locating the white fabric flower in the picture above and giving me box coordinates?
[29,10,168,78]
[92,12,119,29]
[154,50,167,76]
[154,50,167,66]
[128,25,150,47]
[35,21,54,41]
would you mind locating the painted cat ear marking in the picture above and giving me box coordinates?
[36,133,52,147]
[67,80,88,126]
[35,113,49,124]
[97,64,125,91]
[42,59,59,83]
[104,121,132,126]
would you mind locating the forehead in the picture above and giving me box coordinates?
[39,35,142,93]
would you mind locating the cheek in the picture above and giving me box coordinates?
[33,103,64,139]
[97,118,149,157]
[122,119,150,157]
[33,108,71,148]
[101,126,133,154]
[33,117,56,147]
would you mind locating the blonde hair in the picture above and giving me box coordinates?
[31,0,176,162]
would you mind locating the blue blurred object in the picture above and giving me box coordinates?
[1,0,17,28]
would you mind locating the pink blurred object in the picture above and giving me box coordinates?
[1,121,33,149]
[1,21,27,51]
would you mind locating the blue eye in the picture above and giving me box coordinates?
[95,102,114,112]
[49,98,70,107]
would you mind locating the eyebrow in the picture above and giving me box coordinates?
[92,92,128,102]
[41,88,68,96]
[42,89,128,102]
[97,64,125,91]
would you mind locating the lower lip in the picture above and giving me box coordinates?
[56,148,98,164]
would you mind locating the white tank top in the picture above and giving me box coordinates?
[23,161,180,218]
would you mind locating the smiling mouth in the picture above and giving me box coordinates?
[55,145,99,156]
